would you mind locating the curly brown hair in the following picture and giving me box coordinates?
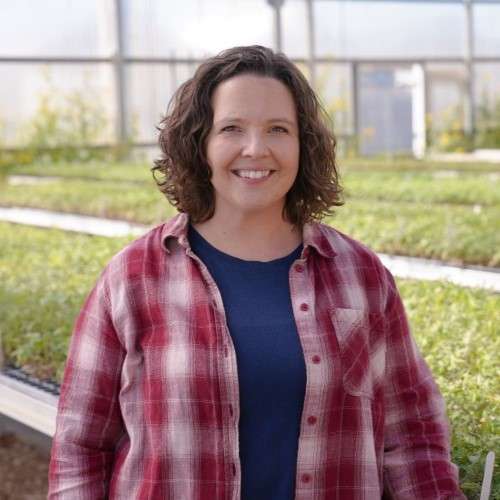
[152,45,343,228]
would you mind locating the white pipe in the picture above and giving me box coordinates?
[0,373,58,437]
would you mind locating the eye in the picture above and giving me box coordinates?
[221,125,240,133]
[270,126,288,133]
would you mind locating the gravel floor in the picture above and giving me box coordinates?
[0,433,49,500]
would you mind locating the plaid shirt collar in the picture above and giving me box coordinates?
[160,212,337,260]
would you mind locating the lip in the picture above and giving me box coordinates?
[231,170,275,183]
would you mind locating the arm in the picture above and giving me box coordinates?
[382,270,465,499]
[48,271,126,499]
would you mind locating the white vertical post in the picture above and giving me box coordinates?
[267,0,285,52]
[352,62,360,156]
[464,0,475,143]
[305,0,316,89]
[0,335,4,370]
[480,451,495,500]
[411,63,426,159]
[113,0,127,146]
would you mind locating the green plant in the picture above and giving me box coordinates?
[0,223,132,381]
[340,157,500,173]
[6,161,153,183]
[17,68,135,164]
[313,65,358,158]
[343,170,500,206]
[1,169,499,266]
[426,89,500,153]
[0,117,35,169]
[475,89,500,149]
[426,105,475,153]
[399,279,500,498]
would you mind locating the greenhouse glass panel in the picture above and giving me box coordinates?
[475,63,500,106]
[314,0,466,58]
[474,4,500,57]
[315,63,353,135]
[281,0,309,58]
[126,63,197,143]
[474,63,500,147]
[0,63,115,146]
[426,63,467,131]
[0,0,114,57]
[122,0,274,58]
[356,65,414,155]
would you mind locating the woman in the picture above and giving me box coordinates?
[48,46,464,499]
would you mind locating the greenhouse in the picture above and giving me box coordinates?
[0,1,499,499]
[1,0,500,158]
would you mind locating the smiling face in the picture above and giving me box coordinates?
[205,74,300,223]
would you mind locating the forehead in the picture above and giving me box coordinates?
[210,74,297,121]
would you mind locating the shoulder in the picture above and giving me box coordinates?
[315,221,385,269]
[106,224,166,276]
[88,217,182,322]
[311,221,398,310]
[100,214,186,292]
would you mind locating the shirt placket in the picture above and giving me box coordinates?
[185,246,242,500]
[290,254,329,499]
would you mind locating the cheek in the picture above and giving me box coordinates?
[206,139,238,171]
[283,141,300,170]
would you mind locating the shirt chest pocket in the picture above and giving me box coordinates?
[330,308,387,399]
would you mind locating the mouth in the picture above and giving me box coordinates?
[231,169,275,180]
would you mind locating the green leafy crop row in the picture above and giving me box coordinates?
[2,162,153,184]
[340,157,500,173]
[3,175,498,266]
[400,279,499,498]
[342,170,500,206]
[0,223,132,381]
[329,199,500,267]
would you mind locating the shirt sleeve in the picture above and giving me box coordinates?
[48,269,126,499]
[381,269,465,499]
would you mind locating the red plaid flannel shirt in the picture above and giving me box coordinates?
[48,212,464,499]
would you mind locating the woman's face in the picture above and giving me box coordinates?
[205,74,300,222]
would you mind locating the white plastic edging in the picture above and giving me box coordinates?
[1,207,499,291]
[0,206,148,237]
[480,451,496,500]
[378,253,500,293]
[0,373,58,437]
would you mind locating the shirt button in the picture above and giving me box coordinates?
[300,303,309,312]
[294,264,304,273]
[312,355,321,364]
[232,463,236,476]
[301,473,311,483]
[307,415,317,425]
[223,345,229,357]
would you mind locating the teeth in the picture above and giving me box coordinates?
[235,170,271,179]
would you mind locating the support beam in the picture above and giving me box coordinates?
[411,63,427,158]
[305,0,317,89]
[113,0,127,147]
[351,62,360,156]
[464,0,475,143]
[267,0,285,52]
[423,62,432,153]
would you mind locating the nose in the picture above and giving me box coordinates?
[241,131,270,158]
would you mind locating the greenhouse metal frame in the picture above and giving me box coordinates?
[1,0,499,157]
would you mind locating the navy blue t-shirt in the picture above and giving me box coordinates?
[188,225,307,500]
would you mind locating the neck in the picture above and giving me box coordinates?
[192,209,302,262]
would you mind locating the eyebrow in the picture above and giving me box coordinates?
[214,117,297,127]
